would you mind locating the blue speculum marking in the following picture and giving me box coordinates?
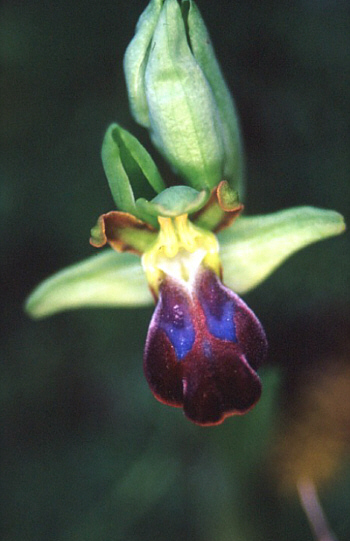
[202,297,237,342]
[160,302,195,361]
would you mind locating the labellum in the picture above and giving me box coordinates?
[142,215,267,426]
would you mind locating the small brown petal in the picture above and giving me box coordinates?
[90,211,157,255]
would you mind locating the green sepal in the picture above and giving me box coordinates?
[25,251,153,319]
[144,0,225,190]
[101,123,165,222]
[218,206,346,293]
[186,0,244,195]
[136,186,209,218]
[123,0,163,127]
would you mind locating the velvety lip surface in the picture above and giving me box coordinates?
[144,267,267,426]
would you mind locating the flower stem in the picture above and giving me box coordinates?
[297,478,338,541]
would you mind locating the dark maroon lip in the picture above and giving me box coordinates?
[143,266,267,426]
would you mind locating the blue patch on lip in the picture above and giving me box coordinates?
[204,298,236,342]
[205,300,237,342]
[159,299,195,361]
[198,273,237,342]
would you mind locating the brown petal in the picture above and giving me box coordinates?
[90,211,157,255]
[193,181,243,233]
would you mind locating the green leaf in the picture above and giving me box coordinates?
[25,251,152,319]
[102,123,165,222]
[124,0,164,127]
[145,0,225,190]
[186,0,244,195]
[136,186,209,217]
[218,206,346,293]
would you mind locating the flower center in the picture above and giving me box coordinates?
[142,214,221,295]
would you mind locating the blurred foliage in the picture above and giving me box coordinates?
[1,0,350,540]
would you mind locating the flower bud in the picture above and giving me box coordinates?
[124,0,244,193]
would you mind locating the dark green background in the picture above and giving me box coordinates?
[2,1,350,540]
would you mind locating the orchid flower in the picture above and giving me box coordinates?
[25,0,345,426]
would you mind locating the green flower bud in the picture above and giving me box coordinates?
[124,0,244,193]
